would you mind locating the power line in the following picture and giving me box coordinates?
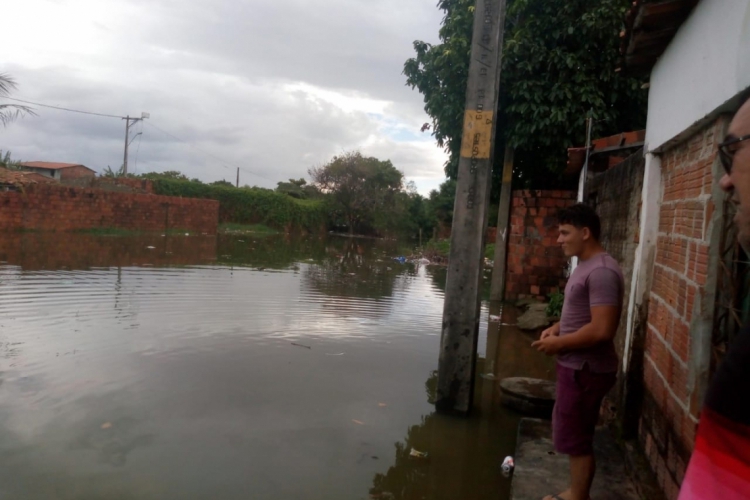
[133,120,144,174]
[0,96,124,119]
[1,95,273,184]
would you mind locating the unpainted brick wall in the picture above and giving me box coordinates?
[0,184,219,234]
[586,150,645,406]
[505,189,577,301]
[639,118,725,500]
[59,165,96,181]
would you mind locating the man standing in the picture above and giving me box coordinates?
[677,97,750,499]
[532,203,624,500]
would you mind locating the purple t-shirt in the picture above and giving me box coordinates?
[557,252,624,373]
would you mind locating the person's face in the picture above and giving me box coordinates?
[719,100,750,252]
[557,223,590,258]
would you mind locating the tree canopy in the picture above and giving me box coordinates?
[0,74,35,127]
[308,151,406,235]
[403,0,647,186]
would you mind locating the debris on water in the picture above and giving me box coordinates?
[238,240,245,242]
[501,456,515,475]
[386,267,392,271]
[393,256,406,264]
[352,419,365,425]
[146,246,155,249]
[489,314,501,322]
[378,403,387,407]
[291,342,311,350]
[184,233,189,236]
[409,448,429,459]
[325,352,345,356]
[100,422,112,430]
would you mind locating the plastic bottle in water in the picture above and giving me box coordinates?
[501,456,515,475]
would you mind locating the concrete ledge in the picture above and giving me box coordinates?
[510,418,641,500]
[500,377,556,419]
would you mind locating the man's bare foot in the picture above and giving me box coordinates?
[542,489,571,500]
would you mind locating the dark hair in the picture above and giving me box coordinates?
[558,203,601,241]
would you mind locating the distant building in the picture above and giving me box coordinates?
[0,166,55,191]
[20,162,96,182]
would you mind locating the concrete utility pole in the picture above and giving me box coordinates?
[436,0,508,415]
[490,146,514,302]
[123,112,149,175]
[236,167,240,188]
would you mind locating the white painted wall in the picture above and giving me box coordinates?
[645,0,750,151]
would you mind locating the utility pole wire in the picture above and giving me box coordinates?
[0,96,124,119]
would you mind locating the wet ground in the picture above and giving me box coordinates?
[0,232,554,500]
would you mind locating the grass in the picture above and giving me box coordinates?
[219,223,280,235]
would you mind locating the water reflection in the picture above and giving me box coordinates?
[0,232,554,500]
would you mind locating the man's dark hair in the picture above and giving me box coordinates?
[558,203,601,241]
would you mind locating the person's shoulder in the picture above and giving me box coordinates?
[586,254,623,281]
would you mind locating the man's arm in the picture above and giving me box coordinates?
[532,306,618,355]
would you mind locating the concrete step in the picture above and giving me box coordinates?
[510,418,642,500]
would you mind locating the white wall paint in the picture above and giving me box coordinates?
[645,0,750,151]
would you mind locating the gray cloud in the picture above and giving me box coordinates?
[1,0,448,192]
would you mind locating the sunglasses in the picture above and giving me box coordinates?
[719,134,750,174]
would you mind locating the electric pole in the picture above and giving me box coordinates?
[236,167,240,188]
[123,112,149,175]
[436,0,507,415]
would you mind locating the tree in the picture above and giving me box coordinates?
[403,0,647,186]
[276,178,319,199]
[0,74,35,126]
[139,170,191,181]
[308,151,404,235]
[210,179,234,188]
[0,150,22,170]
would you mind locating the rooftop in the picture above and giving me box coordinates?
[619,0,699,75]
[21,161,93,171]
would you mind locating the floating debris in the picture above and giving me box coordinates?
[325,352,345,356]
[146,246,155,249]
[352,419,365,425]
[501,455,515,475]
[100,422,112,430]
[291,342,311,350]
[409,448,428,459]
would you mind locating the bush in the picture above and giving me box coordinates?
[153,179,328,233]
[546,290,565,317]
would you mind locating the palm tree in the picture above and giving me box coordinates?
[0,73,35,126]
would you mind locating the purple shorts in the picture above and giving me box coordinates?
[553,363,616,456]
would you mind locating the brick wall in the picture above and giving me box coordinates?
[587,150,646,417]
[59,165,96,181]
[62,177,155,194]
[639,118,725,500]
[505,189,577,301]
[0,184,219,234]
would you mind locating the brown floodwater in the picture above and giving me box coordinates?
[0,232,554,500]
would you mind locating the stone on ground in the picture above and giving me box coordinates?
[499,377,556,418]
[517,303,551,330]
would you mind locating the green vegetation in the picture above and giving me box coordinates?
[74,227,140,236]
[0,150,22,170]
[403,0,647,186]
[546,290,565,317]
[1,73,35,127]
[152,179,328,233]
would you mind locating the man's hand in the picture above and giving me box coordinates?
[540,323,560,340]
[531,335,563,356]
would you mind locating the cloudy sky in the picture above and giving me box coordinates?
[1,0,449,194]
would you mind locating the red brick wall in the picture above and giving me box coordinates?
[505,189,577,301]
[639,118,725,500]
[0,184,219,234]
[59,165,96,181]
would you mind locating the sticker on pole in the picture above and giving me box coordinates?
[460,110,494,160]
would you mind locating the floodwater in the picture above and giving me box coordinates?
[0,232,555,500]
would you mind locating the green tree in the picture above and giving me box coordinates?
[403,0,647,186]
[276,178,320,199]
[139,170,191,181]
[427,179,457,229]
[0,74,35,126]
[210,179,234,188]
[0,150,22,170]
[308,151,404,235]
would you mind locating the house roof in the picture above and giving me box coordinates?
[20,161,94,172]
[565,130,646,176]
[619,0,700,75]
[0,167,55,185]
